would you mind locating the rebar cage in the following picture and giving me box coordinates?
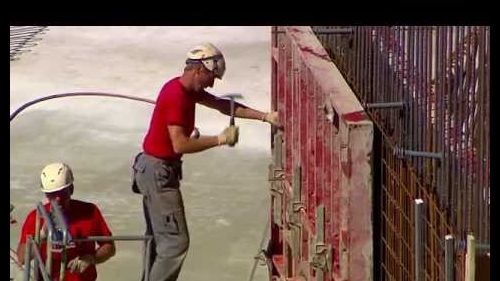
[312,26,490,281]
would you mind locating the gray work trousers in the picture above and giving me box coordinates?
[132,152,189,281]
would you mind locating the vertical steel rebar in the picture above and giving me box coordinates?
[445,235,455,281]
[485,27,490,243]
[415,199,425,281]
[313,25,489,281]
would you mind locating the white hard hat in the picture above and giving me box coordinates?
[186,42,226,79]
[40,162,74,193]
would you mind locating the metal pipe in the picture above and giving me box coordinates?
[51,201,68,280]
[394,147,443,160]
[30,237,52,281]
[414,199,424,281]
[445,235,454,281]
[60,244,67,281]
[36,203,54,275]
[50,202,69,244]
[313,27,354,34]
[476,26,485,242]
[454,26,464,234]
[23,237,32,281]
[72,235,153,242]
[436,26,445,209]
[485,27,490,243]
[365,101,405,109]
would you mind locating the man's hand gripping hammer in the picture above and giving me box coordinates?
[221,94,243,147]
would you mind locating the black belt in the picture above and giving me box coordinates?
[142,152,183,180]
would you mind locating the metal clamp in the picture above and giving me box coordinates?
[288,203,303,227]
[310,243,332,272]
[268,164,285,183]
[310,205,331,275]
[292,201,305,213]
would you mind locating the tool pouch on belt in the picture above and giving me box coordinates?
[131,152,144,194]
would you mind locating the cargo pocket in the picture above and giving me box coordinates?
[164,211,180,235]
[154,163,180,192]
[132,153,146,194]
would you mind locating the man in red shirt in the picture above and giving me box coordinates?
[132,42,281,281]
[17,162,116,281]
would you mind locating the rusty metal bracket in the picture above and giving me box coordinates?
[311,243,332,271]
[268,164,285,184]
[310,205,332,279]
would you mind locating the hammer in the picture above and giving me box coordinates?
[220,93,244,126]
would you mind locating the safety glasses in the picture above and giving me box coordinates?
[201,55,226,79]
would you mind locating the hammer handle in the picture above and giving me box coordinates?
[229,99,235,126]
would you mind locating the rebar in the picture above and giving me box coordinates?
[314,25,489,281]
[10,26,48,61]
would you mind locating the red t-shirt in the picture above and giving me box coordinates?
[143,77,203,160]
[19,200,113,281]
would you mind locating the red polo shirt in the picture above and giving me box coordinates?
[18,199,113,281]
[143,77,203,160]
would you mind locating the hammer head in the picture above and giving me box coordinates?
[220,93,244,100]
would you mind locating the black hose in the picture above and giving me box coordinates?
[10,92,155,122]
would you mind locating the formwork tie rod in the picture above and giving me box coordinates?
[313,27,354,35]
[365,101,405,109]
[394,148,443,161]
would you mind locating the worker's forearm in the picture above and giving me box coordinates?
[234,106,267,121]
[94,243,115,264]
[209,98,267,121]
[174,135,220,154]
[17,243,27,265]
